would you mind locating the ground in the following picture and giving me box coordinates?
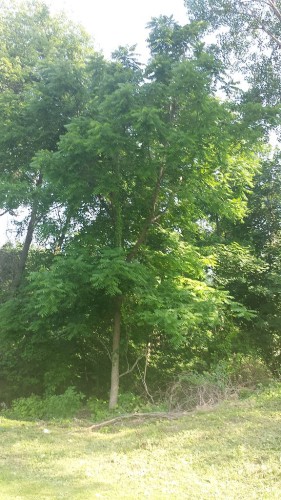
[0,385,280,499]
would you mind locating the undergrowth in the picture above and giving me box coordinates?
[166,355,274,411]
[0,355,276,422]
[1,387,84,420]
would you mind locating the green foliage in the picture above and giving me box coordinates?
[213,242,268,308]
[0,2,276,408]
[117,392,143,412]
[3,395,45,420]
[87,397,109,422]
[3,387,84,420]
[185,0,281,115]
[87,392,143,421]
[0,243,20,297]
[0,0,93,280]
[43,387,85,419]
[209,153,281,368]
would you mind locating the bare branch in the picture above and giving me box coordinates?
[138,343,154,403]
[261,23,281,47]
[245,1,281,48]
[267,0,281,23]
[88,411,191,430]
[119,353,144,378]
[97,337,112,361]
[0,209,15,217]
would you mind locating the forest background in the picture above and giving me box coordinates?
[0,0,280,414]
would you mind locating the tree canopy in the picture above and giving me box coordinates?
[0,1,280,408]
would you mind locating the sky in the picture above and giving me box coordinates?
[48,0,189,60]
[0,0,188,246]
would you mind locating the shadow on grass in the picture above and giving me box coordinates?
[0,471,109,500]
[0,387,280,499]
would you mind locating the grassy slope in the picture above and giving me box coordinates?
[0,385,280,499]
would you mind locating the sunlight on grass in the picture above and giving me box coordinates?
[0,386,280,499]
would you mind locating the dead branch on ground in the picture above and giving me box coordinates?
[88,411,190,431]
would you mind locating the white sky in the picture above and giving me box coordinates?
[48,0,189,60]
[0,0,188,245]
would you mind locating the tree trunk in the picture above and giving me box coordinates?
[109,164,123,409]
[12,173,42,291]
[12,205,37,290]
[109,295,122,409]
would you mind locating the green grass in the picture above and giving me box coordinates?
[0,385,280,499]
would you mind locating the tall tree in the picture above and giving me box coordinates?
[185,0,281,109]
[185,0,281,368]
[186,1,281,44]
[0,0,93,289]
[0,8,267,406]
[18,16,261,407]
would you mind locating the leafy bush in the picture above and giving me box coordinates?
[238,387,254,399]
[3,395,45,420]
[87,392,143,421]
[87,397,109,422]
[117,392,142,412]
[43,387,84,419]
[2,387,84,420]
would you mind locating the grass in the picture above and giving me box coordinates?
[0,385,280,499]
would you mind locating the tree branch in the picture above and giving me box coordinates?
[127,166,164,261]
[267,0,281,23]
[119,353,145,378]
[97,337,112,361]
[137,349,154,403]
[0,209,11,217]
[261,24,281,48]
[246,1,281,48]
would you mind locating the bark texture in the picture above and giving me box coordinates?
[109,295,122,409]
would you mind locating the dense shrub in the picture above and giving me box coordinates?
[2,387,84,420]
[3,395,45,420]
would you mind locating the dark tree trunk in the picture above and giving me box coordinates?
[12,207,37,290]
[12,173,42,291]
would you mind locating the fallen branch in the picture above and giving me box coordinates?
[88,411,190,431]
